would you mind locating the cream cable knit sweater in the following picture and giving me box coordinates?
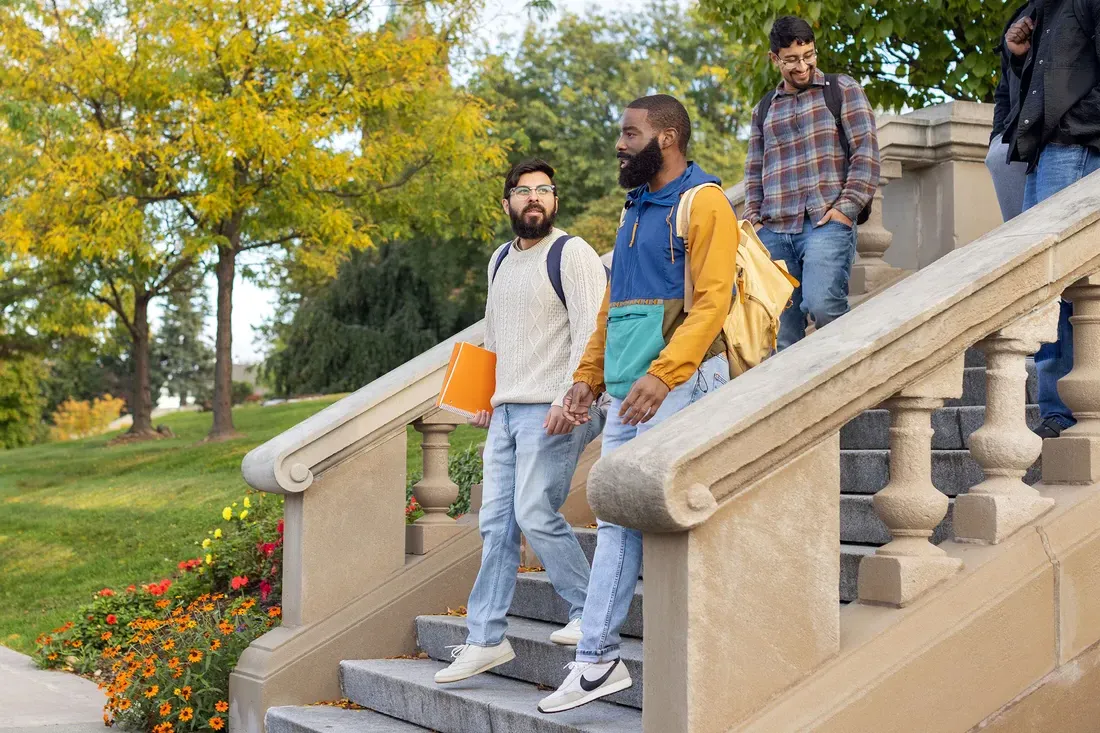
[484,228,607,408]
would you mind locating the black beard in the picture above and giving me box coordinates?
[510,202,557,240]
[618,136,664,189]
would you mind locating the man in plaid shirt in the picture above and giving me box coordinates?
[743,16,880,350]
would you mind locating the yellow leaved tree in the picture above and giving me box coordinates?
[0,0,505,440]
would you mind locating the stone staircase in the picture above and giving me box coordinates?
[265,347,1040,733]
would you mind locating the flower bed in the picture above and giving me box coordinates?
[34,492,284,731]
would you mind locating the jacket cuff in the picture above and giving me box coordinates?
[573,373,605,397]
[646,366,680,391]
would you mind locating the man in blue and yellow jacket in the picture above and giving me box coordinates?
[538,94,738,713]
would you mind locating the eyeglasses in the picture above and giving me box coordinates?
[778,51,817,69]
[509,184,557,198]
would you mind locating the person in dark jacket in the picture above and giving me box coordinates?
[985,3,1030,221]
[1002,0,1100,439]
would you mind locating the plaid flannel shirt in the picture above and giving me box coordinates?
[743,69,880,234]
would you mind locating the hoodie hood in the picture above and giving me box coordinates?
[625,162,722,207]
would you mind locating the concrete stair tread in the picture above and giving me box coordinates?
[267,705,430,732]
[341,659,642,733]
[417,615,643,709]
[511,572,643,637]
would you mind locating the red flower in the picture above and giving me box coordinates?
[259,580,272,601]
[276,519,284,535]
[98,588,115,597]
[126,585,136,593]
[106,614,118,625]
[230,576,249,591]
[258,542,277,557]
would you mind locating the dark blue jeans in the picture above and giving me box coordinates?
[1023,144,1100,428]
[757,216,857,350]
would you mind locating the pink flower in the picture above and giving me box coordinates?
[276,519,284,535]
[230,576,249,591]
[259,580,272,601]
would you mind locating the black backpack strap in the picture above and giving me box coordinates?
[756,89,777,133]
[546,234,571,307]
[490,244,511,285]
[823,73,850,160]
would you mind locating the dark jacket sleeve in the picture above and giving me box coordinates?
[992,59,1011,142]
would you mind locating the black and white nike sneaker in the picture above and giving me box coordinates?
[537,658,632,713]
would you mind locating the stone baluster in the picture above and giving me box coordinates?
[1044,275,1100,483]
[955,302,1059,543]
[859,354,965,607]
[406,410,463,554]
[851,160,904,298]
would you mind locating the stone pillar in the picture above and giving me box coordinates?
[406,410,462,554]
[1043,275,1100,483]
[850,159,905,297]
[955,302,1059,543]
[859,355,965,607]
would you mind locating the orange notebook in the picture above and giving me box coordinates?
[436,341,497,419]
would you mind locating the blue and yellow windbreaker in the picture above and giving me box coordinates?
[574,163,738,399]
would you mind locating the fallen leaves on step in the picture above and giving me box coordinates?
[517,565,544,573]
[585,523,597,529]
[307,698,367,710]
[445,606,468,617]
[386,651,430,660]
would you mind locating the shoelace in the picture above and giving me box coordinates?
[445,644,469,659]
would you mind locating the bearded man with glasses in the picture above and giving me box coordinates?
[434,158,608,685]
[744,15,880,350]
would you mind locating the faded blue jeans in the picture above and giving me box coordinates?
[576,354,729,663]
[758,216,857,350]
[466,403,602,646]
[1023,144,1100,429]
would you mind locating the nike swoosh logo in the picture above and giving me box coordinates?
[579,659,619,692]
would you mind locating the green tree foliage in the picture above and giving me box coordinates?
[472,0,751,235]
[266,242,485,396]
[0,355,47,449]
[698,0,1020,111]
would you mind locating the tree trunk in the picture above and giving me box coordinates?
[209,246,238,439]
[127,295,156,436]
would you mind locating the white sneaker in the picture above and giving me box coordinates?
[549,618,583,646]
[537,659,632,713]
[433,639,515,684]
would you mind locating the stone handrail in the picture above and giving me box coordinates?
[242,320,484,495]
[587,174,1100,534]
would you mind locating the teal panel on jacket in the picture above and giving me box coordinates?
[605,302,666,399]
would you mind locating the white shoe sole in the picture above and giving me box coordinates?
[548,632,581,646]
[433,648,516,684]
[537,676,633,713]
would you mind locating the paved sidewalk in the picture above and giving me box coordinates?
[0,645,104,732]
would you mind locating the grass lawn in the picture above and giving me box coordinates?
[0,399,481,655]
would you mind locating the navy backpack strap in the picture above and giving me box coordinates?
[490,244,511,284]
[823,73,850,160]
[546,234,571,307]
[756,89,777,133]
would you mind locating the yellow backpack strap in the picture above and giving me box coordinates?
[678,182,726,313]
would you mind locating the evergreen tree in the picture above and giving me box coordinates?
[153,283,215,405]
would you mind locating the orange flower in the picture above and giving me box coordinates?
[268,607,282,618]
[210,639,221,651]
[241,598,256,610]
[173,669,183,678]
[162,639,175,651]
[208,717,225,731]
[144,685,159,698]
[203,604,215,612]
[156,599,171,609]
[214,700,229,713]
[118,698,131,711]
[179,707,193,722]
[142,665,156,678]
[71,640,82,649]
[47,653,58,661]
[159,701,172,717]
[218,621,233,636]
[179,685,192,700]
[100,631,113,641]
[153,723,173,733]
[187,649,203,664]
[166,657,180,669]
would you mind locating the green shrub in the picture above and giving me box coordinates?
[405,445,482,523]
[230,381,254,406]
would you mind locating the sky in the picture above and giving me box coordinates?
[205,0,661,363]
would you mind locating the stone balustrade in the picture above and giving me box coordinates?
[586,172,1100,732]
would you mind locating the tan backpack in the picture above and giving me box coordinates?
[676,183,799,377]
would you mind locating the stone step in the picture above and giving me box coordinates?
[841,404,1041,451]
[965,347,985,368]
[840,449,1041,497]
[417,615,644,709]
[573,528,642,578]
[511,571,643,638]
[842,494,953,546]
[840,543,876,603]
[944,363,1037,407]
[341,659,642,733]
[267,705,428,732]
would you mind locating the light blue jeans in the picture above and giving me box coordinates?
[576,354,729,663]
[466,403,602,646]
[758,216,857,350]
[1023,144,1100,429]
